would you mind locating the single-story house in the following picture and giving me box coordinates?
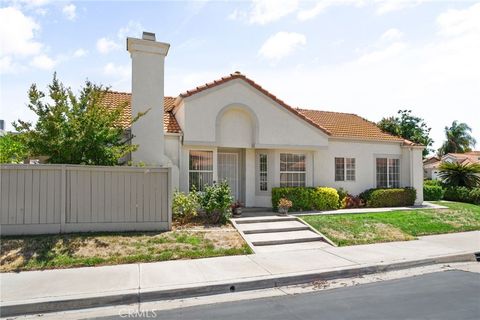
[424,151,480,180]
[104,32,424,207]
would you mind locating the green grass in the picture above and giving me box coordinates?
[0,228,252,272]
[301,201,480,246]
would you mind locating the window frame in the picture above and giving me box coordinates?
[259,153,268,192]
[188,150,214,192]
[334,157,356,182]
[280,153,306,187]
[376,157,400,188]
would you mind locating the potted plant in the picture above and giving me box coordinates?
[277,198,292,216]
[231,200,243,217]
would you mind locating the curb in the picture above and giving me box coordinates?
[1,252,476,317]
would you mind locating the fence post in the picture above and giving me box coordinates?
[60,165,66,233]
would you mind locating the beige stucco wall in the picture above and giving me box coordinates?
[176,80,329,148]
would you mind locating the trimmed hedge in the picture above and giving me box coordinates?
[359,188,416,208]
[271,187,339,211]
[423,185,444,201]
[444,187,480,204]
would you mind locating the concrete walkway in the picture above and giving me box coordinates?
[292,201,447,216]
[1,231,478,317]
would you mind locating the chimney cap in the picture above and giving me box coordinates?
[142,31,156,41]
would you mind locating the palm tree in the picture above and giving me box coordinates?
[437,121,476,156]
[438,162,480,188]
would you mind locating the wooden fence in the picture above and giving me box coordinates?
[0,164,171,235]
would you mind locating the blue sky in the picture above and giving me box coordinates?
[1,0,479,153]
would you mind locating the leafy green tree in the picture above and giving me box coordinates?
[378,109,433,157]
[437,121,476,156]
[438,162,480,188]
[0,133,28,163]
[13,74,141,165]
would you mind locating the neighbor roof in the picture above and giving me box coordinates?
[102,72,419,144]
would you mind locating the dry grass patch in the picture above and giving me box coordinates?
[0,224,251,273]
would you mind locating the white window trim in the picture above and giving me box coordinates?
[280,153,306,187]
[188,150,214,191]
[376,157,400,188]
[335,157,356,182]
[259,153,268,192]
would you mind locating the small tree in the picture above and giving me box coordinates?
[13,74,141,165]
[438,162,480,188]
[0,133,28,163]
[378,110,433,157]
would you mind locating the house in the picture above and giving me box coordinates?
[104,32,425,207]
[424,152,480,180]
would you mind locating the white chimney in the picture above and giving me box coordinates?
[127,32,170,165]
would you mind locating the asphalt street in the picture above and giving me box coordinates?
[96,270,480,320]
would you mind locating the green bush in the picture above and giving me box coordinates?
[359,188,416,207]
[199,181,234,224]
[423,185,444,201]
[336,188,348,207]
[444,187,480,204]
[424,179,442,187]
[271,187,339,211]
[172,189,199,224]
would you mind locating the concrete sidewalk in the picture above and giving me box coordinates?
[1,231,479,317]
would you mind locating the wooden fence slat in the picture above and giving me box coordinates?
[8,170,17,224]
[24,170,33,224]
[1,170,10,224]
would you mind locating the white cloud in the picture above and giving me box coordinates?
[380,28,404,41]
[30,54,56,70]
[374,0,430,15]
[73,48,88,58]
[103,62,130,79]
[259,32,306,62]
[62,3,76,21]
[297,0,364,21]
[96,37,121,54]
[230,0,298,25]
[0,7,42,57]
[436,2,480,37]
[117,20,143,39]
[357,42,407,64]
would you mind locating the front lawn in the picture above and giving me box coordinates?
[300,201,480,246]
[0,225,252,272]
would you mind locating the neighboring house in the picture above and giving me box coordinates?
[103,32,425,206]
[424,152,480,180]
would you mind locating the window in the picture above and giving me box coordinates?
[189,151,213,191]
[376,158,400,188]
[280,153,306,187]
[335,157,356,181]
[259,154,268,191]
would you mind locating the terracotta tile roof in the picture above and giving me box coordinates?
[101,91,180,133]
[296,109,409,143]
[101,72,422,145]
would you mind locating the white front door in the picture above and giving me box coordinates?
[217,152,239,200]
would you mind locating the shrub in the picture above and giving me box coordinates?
[469,188,480,204]
[271,187,339,211]
[341,195,365,208]
[359,188,416,207]
[424,179,442,187]
[172,189,199,224]
[443,186,480,204]
[423,185,444,201]
[199,181,234,224]
[336,188,348,207]
[312,187,339,210]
